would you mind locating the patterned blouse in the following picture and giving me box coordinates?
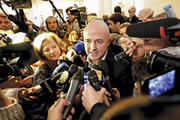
[33,64,54,85]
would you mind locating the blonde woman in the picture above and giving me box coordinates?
[33,32,66,84]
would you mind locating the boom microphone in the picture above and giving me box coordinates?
[126,18,180,38]
[63,67,84,120]
[1,41,32,52]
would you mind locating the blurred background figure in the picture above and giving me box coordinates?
[126,6,140,24]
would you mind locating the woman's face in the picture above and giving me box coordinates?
[41,38,61,61]
[70,30,79,42]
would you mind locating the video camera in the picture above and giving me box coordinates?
[8,0,32,9]
[70,6,87,28]
[0,41,37,83]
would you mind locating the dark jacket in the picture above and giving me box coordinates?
[105,50,134,98]
[126,15,140,24]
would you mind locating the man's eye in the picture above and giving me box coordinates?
[97,40,103,43]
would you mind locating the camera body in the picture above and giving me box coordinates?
[141,67,180,97]
[70,7,87,28]
[9,0,32,8]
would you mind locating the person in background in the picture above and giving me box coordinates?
[126,6,140,24]
[65,6,80,34]
[102,15,109,26]
[25,20,38,42]
[114,6,121,14]
[109,13,126,33]
[45,16,65,39]
[0,12,12,31]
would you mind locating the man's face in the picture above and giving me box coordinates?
[142,38,169,52]
[84,25,111,64]
[109,20,119,33]
[128,8,136,18]
[0,16,12,30]
[67,11,75,23]
[46,17,58,31]
[131,37,145,61]
[26,21,33,33]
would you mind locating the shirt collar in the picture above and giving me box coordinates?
[86,50,108,68]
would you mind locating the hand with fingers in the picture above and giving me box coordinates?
[47,97,75,120]
[81,84,107,113]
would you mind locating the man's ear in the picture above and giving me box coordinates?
[108,38,112,45]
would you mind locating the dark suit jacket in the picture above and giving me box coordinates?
[105,50,134,98]
[126,15,140,24]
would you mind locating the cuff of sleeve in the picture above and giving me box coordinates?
[0,97,25,120]
[90,102,108,120]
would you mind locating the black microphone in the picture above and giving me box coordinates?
[97,60,115,99]
[72,55,85,67]
[88,70,101,91]
[126,18,180,38]
[63,67,84,120]
[61,64,79,92]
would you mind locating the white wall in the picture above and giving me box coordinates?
[24,0,84,26]
[143,0,180,19]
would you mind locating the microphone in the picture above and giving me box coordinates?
[97,60,115,99]
[52,62,69,76]
[61,64,79,92]
[126,18,180,38]
[72,55,85,67]
[51,64,78,90]
[88,70,101,91]
[74,40,85,55]
[63,67,84,119]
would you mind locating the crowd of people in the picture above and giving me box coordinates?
[0,4,180,120]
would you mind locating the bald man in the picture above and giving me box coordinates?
[83,20,134,98]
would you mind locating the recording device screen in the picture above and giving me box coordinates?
[148,69,176,97]
[141,67,179,97]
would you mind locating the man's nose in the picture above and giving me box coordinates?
[90,42,96,50]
